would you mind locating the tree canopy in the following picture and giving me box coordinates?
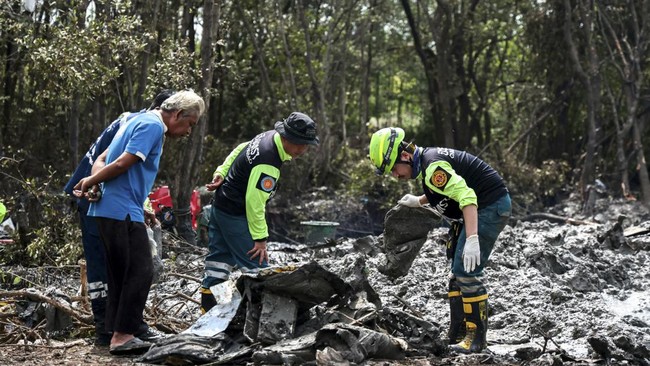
[1,0,649,226]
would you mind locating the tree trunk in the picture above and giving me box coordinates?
[181,0,196,55]
[297,0,330,187]
[274,0,298,110]
[331,5,354,159]
[397,79,403,125]
[2,24,19,158]
[68,94,81,171]
[431,2,451,148]
[632,120,650,207]
[359,0,377,141]
[604,83,632,199]
[401,0,445,143]
[172,0,220,243]
[338,62,348,144]
[135,0,162,108]
[209,77,223,136]
[629,0,650,207]
[235,2,277,117]
[598,0,649,205]
[563,0,602,215]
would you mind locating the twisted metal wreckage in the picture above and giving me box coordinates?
[141,206,445,364]
[4,206,451,364]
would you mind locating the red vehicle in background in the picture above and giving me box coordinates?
[148,186,201,230]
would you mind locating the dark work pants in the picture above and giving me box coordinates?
[202,206,269,289]
[77,201,109,328]
[96,216,153,335]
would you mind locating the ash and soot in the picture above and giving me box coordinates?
[1,195,649,366]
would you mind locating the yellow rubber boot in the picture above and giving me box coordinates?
[200,287,217,314]
[450,295,488,353]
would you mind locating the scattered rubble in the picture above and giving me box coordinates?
[1,195,649,365]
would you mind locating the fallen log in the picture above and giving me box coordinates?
[623,226,650,237]
[168,272,201,283]
[0,290,93,324]
[0,339,87,349]
[520,213,597,226]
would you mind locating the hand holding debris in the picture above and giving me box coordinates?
[463,234,480,272]
[248,240,269,265]
[397,194,422,208]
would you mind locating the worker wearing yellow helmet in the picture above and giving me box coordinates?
[369,127,512,354]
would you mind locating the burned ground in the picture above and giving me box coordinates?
[1,195,649,365]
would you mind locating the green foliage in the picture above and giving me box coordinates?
[0,269,37,289]
[2,0,649,247]
[501,157,572,211]
[0,158,82,267]
[26,210,82,266]
[17,2,148,103]
[146,37,199,95]
[339,145,418,212]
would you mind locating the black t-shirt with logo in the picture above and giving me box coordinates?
[419,147,508,220]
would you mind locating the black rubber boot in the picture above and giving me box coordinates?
[448,278,466,344]
[450,295,488,353]
[200,288,217,314]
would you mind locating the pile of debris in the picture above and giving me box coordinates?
[2,196,649,365]
[139,206,447,364]
[140,261,445,364]
[141,197,650,365]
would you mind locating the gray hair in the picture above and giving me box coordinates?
[161,89,205,118]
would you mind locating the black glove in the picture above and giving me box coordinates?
[446,221,463,260]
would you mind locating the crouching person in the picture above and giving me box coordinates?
[368,127,511,353]
[200,112,319,313]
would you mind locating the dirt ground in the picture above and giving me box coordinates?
[0,341,144,366]
[1,195,649,365]
[0,342,517,365]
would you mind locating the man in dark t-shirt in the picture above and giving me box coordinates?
[199,112,319,314]
[369,127,512,354]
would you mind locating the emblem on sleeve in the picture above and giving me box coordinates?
[257,174,276,192]
[432,167,450,189]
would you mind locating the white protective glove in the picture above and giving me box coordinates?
[463,234,480,272]
[398,194,422,208]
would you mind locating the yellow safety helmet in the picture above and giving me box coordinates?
[0,202,6,223]
[369,127,405,175]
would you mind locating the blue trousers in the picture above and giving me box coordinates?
[77,200,109,326]
[452,194,511,297]
[202,206,268,289]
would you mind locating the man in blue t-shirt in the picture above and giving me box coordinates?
[74,90,205,355]
[64,91,173,346]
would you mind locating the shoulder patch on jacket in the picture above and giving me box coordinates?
[257,173,276,193]
[432,166,451,190]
